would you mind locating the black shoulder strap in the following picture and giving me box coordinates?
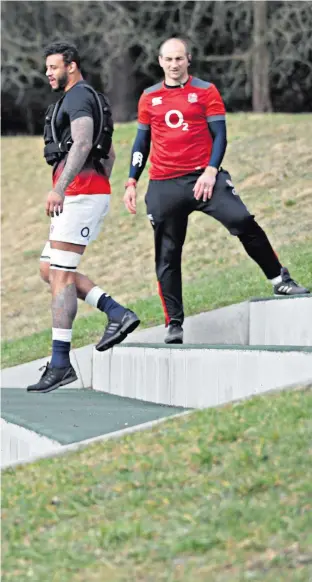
[50,94,66,145]
[50,84,106,149]
[76,83,104,147]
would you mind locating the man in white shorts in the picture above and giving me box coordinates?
[27,41,140,393]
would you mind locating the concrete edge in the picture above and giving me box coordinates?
[111,343,312,352]
[1,418,62,447]
[1,418,62,467]
[1,410,192,471]
[250,295,311,303]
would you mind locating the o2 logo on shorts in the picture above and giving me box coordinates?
[81,227,90,238]
[165,110,189,131]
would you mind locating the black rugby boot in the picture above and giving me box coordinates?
[164,322,184,344]
[274,267,310,296]
[95,309,140,351]
[27,363,77,393]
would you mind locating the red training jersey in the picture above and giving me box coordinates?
[52,160,111,196]
[138,75,226,180]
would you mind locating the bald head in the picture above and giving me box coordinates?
[159,38,190,58]
[158,37,191,86]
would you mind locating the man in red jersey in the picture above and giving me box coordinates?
[28,42,139,394]
[124,37,309,344]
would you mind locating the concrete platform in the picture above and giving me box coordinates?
[123,300,250,346]
[1,296,311,391]
[1,389,184,467]
[93,344,312,409]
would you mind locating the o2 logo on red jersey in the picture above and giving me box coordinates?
[164,110,189,131]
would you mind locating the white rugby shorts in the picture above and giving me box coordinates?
[40,193,110,261]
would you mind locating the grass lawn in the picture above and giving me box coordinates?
[2,114,312,345]
[2,115,312,582]
[2,386,312,581]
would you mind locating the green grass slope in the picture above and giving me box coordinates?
[2,387,312,582]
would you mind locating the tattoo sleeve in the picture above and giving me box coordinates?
[100,144,116,178]
[52,283,78,329]
[54,116,94,197]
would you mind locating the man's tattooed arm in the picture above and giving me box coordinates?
[54,116,94,198]
[100,144,116,178]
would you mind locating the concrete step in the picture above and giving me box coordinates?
[1,297,310,392]
[249,296,312,346]
[123,295,311,347]
[93,344,312,409]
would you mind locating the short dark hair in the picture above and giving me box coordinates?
[44,41,81,69]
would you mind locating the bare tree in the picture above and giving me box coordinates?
[1,4,134,92]
[1,2,46,102]
[268,1,312,106]
[2,0,312,132]
[126,0,311,112]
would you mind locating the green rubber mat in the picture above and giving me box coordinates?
[1,389,185,445]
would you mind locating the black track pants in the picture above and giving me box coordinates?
[145,169,282,325]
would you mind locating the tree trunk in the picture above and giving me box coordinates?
[25,105,35,135]
[107,53,136,122]
[252,1,272,112]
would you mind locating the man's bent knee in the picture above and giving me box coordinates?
[49,247,82,294]
[40,241,51,283]
[228,214,255,236]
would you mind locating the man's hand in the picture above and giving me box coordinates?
[193,167,218,201]
[45,190,64,217]
[123,185,137,214]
